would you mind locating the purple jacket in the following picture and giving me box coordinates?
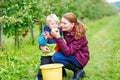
[56,29,90,67]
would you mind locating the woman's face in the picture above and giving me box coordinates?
[60,17,74,32]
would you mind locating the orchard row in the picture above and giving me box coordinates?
[0,0,118,49]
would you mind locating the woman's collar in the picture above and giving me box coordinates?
[65,29,75,36]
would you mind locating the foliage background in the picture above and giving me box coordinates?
[0,0,118,36]
[0,0,120,80]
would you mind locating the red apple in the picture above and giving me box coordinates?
[25,29,29,33]
[81,16,85,19]
[22,32,26,37]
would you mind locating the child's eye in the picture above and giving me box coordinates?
[51,23,54,25]
[51,23,55,25]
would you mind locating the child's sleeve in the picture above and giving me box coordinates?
[38,32,48,46]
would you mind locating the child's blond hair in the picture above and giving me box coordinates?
[46,14,60,26]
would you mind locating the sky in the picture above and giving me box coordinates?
[105,0,120,2]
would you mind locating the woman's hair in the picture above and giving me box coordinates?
[46,14,60,26]
[63,12,87,39]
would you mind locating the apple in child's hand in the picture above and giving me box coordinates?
[44,31,49,39]
[52,28,58,32]
[44,31,49,34]
[44,31,49,36]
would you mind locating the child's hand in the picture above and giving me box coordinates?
[44,31,50,39]
[40,46,50,54]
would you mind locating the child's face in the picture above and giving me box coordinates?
[48,20,58,29]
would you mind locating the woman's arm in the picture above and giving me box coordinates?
[51,28,83,56]
[56,38,83,56]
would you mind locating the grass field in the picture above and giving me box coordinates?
[0,15,120,80]
[84,15,120,80]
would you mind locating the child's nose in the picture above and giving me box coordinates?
[54,24,57,27]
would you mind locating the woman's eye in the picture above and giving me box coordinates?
[64,23,67,25]
[62,22,66,25]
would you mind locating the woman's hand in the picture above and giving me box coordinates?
[39,46,50,54]
[51,28,61,39]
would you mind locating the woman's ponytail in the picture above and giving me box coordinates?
[75,20,87,40]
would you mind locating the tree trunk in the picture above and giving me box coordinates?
[0,0,2,51]
[39,23,43,35]
[31,26,34,44]
[15,25,19,48]
[0,24,2,51]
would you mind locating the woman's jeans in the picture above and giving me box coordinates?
[52,51,83,68]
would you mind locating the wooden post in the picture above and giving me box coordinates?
[15,25,19,48]
[39,23,43,35]
[31,25,34,44]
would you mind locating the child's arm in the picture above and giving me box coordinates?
[38,32,48,46]
[38,32,51,54]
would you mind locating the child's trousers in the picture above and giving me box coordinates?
[37,56,52,80]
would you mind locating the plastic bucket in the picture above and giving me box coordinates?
[40,63,64,80]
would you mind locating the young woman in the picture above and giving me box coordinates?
[51,12,90,80]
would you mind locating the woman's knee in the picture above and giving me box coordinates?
[52,52,64,62]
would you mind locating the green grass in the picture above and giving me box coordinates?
[0,15,120,80]
[84,15,120,80]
